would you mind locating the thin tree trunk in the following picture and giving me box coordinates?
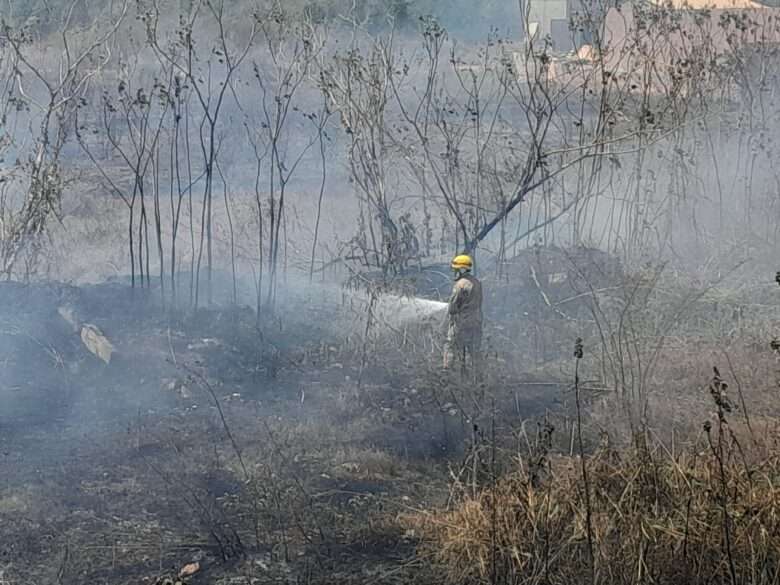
[310,127,328,282]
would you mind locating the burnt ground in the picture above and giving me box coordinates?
[0,279,564,585]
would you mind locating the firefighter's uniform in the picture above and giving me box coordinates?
[443,255,483,370]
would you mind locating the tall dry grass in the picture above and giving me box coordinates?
[407,410,780,584]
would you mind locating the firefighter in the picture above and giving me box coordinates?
[443,254,483,371]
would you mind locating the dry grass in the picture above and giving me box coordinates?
[406,413,780,585]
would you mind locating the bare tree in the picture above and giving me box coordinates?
[320,34,410,277]
[244,4,324,311]
[141,0,257,307]
[0,0,128,279]
[77,59,170,290]
[309,95,333,283]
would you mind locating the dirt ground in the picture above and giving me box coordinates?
[0,278,562,584]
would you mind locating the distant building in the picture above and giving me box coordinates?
[521,0,573,51]
[516,0,780,93]
[522,0,780,53]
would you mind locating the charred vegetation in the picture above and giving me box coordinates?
[1,0,780,583]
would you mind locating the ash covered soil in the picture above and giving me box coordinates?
[0,278,561,585]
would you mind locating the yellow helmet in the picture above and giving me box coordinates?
[451,254,473,271]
